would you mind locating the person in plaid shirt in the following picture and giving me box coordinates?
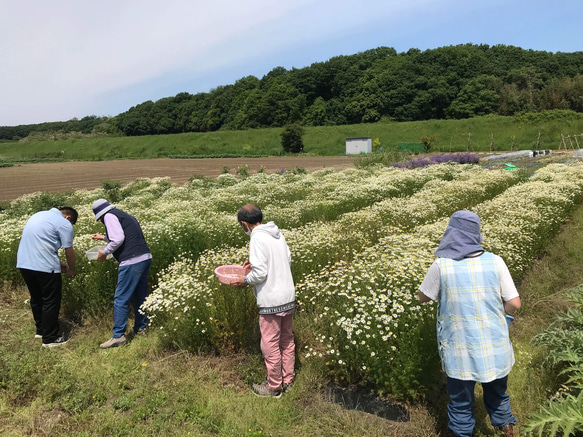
[419,210,521,437]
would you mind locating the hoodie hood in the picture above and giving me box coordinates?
[252,221,281,239]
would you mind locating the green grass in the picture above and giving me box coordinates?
[0,287,437,437]
[1,114,582,162]
[498,200,583,435]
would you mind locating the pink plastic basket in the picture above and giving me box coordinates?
[214,265,250,285]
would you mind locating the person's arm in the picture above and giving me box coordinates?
[101,214,125,254]
[64,246,76,277]
[504,296,521,313]
[497,256,521,313]
[419,291,432,303]
[244,239,268,285]
[418,261,441,303]
[57,221,75,276]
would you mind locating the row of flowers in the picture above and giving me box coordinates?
[140,162,583,396]
[0,166,469,312]
[294,163,583,395]
[391,153,480,169]
[2,160,583,397]
[140,165,522,362]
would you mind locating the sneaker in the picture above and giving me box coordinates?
[251,381,282,398]
[42,333,71,348]
[99,335,126,349]
[282,380,294,393]
[34,334,42,339]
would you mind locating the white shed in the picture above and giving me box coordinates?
[345,137,372,155]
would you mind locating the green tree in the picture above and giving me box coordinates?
[446,75,502,118]
[303,96,328,126]
[280,123,304,154]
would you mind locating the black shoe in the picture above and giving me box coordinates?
[131,327,148,336]
[42,333,71,348]
[282,380,294,393]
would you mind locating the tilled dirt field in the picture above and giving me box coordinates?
[0,156,357,202]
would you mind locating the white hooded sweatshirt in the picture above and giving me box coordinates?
[243,221,296,314]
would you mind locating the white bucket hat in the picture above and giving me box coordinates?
[92,199,115,221]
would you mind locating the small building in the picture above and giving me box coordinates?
[346,137,372,155]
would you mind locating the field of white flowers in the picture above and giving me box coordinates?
[2,162,583,397]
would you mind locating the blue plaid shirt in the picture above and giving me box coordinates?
[437,252,514,382]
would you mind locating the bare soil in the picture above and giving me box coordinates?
[0,156,357,202]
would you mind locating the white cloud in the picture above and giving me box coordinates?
[0,0,316,124]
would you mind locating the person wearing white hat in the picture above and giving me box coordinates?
[91,199,152,349]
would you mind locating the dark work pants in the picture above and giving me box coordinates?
[20,268,62,344]
[447,375,517,437]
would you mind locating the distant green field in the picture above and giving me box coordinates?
[1,113,582,162]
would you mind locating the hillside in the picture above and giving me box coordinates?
[1,44,583,142]
[1,112,583,162]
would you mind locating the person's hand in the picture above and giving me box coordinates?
[232,276,247,288]
[97,250,107,262]
[60,261,68,273]
[92,233,104,241]
[242,260,251,270]
[67,268,76,278]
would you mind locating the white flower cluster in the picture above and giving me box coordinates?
[293,162,583,389]
[475,163,583,277]
[138,164,524,358]
[2,161,583,392]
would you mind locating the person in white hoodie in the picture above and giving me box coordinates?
[233,204,296,398]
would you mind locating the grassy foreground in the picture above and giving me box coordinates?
[1,114,583,162]
[0,289,437,437]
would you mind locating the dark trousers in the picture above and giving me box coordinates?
[20,268,62,344]
[447,376,517,437]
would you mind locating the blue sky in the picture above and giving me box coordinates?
[1,0,581,126]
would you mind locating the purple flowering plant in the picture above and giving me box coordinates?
[391,153,480,169]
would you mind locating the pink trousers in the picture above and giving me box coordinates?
[259,313,295,391]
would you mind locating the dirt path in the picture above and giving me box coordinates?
[0,156,357,202]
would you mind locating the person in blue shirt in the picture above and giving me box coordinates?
[17,207,78,348]
[419,210,521,437]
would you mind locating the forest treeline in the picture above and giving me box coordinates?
[0,116,111,142]
[2,43,583,140]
